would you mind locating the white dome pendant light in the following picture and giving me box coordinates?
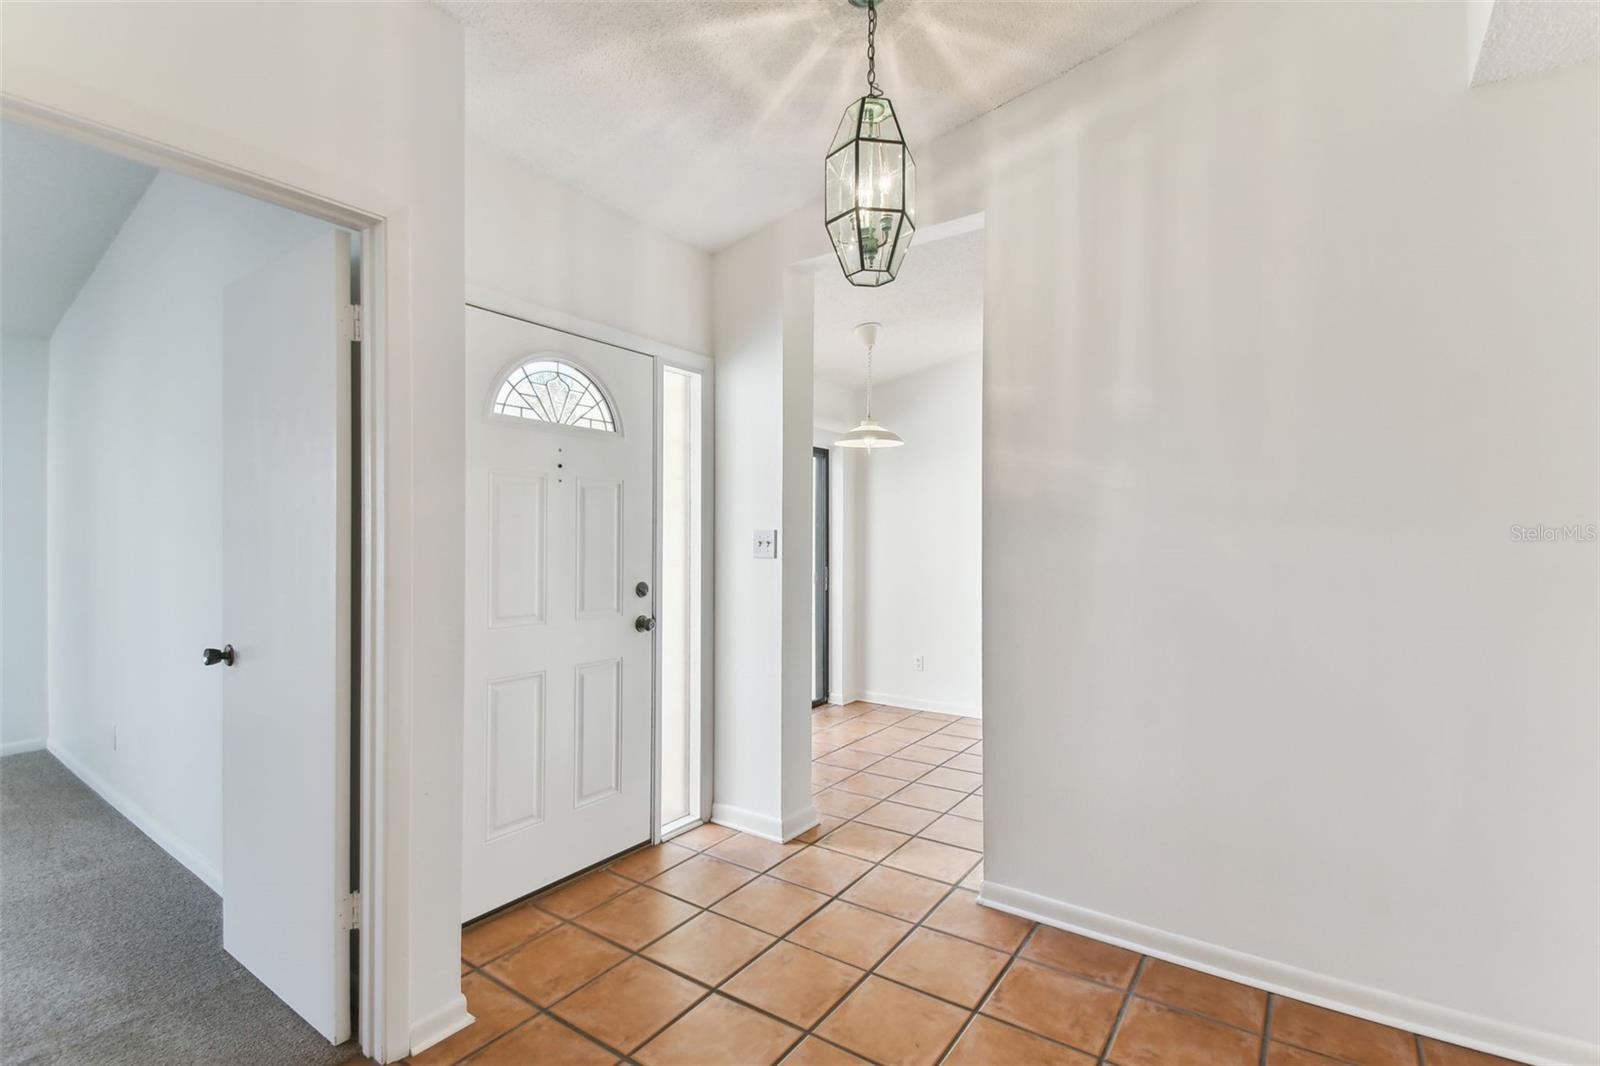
[824,0,916,288]
[836,322,904,450]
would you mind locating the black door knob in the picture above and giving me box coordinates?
[203,645,235,667]
[634,615,656,633]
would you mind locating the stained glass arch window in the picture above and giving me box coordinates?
[492,357,617,432]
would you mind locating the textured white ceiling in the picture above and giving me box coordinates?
[1,120,155,339]
[439,0,1188,250]
[814,227,979,389]
[1472,0,1599,86]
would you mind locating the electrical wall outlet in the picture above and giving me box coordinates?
[753,529,777,558]
[913,655,925,672]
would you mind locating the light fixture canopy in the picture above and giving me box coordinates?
[836,322,904,449]
[824,0,916,288]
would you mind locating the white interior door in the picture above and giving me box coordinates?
[221,230,352,1042]
[462,307,655,919]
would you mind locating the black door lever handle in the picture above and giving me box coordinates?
[203,645,235,667]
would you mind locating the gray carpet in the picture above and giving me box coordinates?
[0,751,357,1066]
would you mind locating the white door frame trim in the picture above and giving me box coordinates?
[654,348,715,842]
[463,285,715,847]
[1,93,395,1060]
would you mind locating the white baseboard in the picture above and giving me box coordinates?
[1,737,46,756]
[859,690,981,719]
[46,739,223,894]
[711,802,781,841]
[712,801,818,844]
[409,992,474,1056]
[781,804,820,842]
[979,880,1597,1066]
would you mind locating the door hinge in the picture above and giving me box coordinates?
[341,304,363,342]
[339,890,361,931]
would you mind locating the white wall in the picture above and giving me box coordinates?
[1,332,48,753]
[467,139,711,356]
[813,378,857,431]
[45,170,334,888]
[710,3,1598,1061]
[711,225,819,841]
[850,355,982,717]
[1,4,467,1056]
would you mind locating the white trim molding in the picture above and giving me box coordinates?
[466,284,708,367]
[711,802,782,842]
[781,804,820,843]
[408,993,474,1057]
[0,738,46,756]
[46,740,223,894]
[859,690,980,719]
[712,801,819,845]
[979,880,1598,1066]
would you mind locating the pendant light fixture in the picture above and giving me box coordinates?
[824,0,916,288]
[836,322,904,449]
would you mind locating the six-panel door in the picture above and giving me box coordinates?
[461,307,655,919]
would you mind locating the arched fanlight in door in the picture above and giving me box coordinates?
[492,357,617,432]
[824,0,916,288]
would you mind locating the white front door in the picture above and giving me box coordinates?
[221,230,352,1041]
[462,307,656,919]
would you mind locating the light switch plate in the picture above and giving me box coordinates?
[753,529,777,558]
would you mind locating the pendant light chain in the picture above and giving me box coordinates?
[865,1,881,97]
[865,339,875,418]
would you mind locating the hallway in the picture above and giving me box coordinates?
[426,704,1511,1065]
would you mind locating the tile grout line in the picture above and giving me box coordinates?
[1260,993,1276,1066]
[799,860,974,1053]
[1096,954,1148,1065]
[933,903,1087,1065]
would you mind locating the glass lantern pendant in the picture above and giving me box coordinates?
[825,0,916,288]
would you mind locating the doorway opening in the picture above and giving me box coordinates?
[0,117,365,1061]
[809,222,984,718]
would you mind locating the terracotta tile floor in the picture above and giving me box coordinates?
[417,703,1522,1066]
